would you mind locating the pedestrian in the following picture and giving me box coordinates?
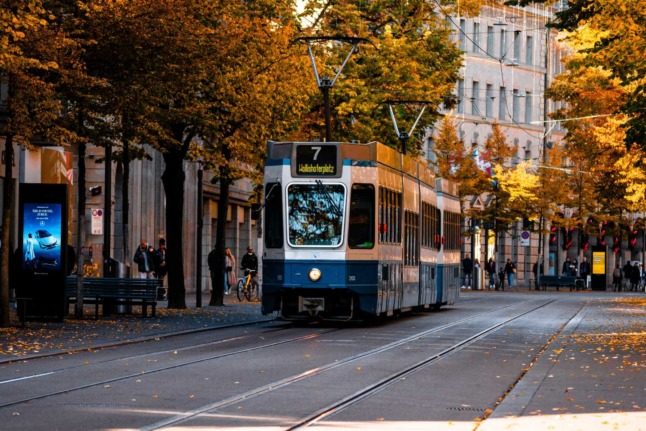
[623,261,632,291]
[224,247,237,295]
[486,257,496,290]
[504,258,516,288]
[66,244,76,275]
[562,257,572,276]
[612,263,622,292]
[207,246,223,306]
[133,239,155,279]
[579,256,590,289]
[154,238,168,299]
[630,262,640,291]
[532,260,539,290]
[462,254,473,289]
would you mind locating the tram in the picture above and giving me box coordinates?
[261,140,461,320]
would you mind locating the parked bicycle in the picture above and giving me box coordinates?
[236,268,259,301]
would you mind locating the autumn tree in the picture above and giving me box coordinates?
[0,1,70,325]
[297,0,464,151]
[202,1,313,306]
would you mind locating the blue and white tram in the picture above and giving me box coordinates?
[261,141,461,320]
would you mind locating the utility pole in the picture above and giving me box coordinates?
[537,24,551,289]
[295,36,367,142]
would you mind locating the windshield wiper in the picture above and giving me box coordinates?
[315,180,342,217]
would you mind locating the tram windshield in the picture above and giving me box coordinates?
[287,183,345,247]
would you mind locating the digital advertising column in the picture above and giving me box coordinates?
[17,183,68,321]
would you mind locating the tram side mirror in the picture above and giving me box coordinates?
[251,203,261,220]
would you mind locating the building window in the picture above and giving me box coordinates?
[348,184,375,249]
[471,80,480,116]
[485,84,494,118]
[459,19,466,51]
[500,29,507,59]
[457,79,465,114]
[0,75,7,108]
[487,26,494,56]
[472,22,480,53]
[512,89,520,122]
[499,86,507,121]
[525,91,533,124]
[526,35,534,65]
[513,31,521,63]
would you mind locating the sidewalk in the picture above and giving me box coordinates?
[0,293,270,363]
[479,295,646,431]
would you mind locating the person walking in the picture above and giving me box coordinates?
[133,239,155,279]
[462,254,473,289]
[154,238,168,299]
[486,257,496,290]
[224,247,237,295]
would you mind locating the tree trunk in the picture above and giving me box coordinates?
[210,147,232,307]
[121,129,130,269]
[75,141,86,318]
[0,134,15,326]
[161,150,186,308]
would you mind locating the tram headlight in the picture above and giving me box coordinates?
[309,268,322,282]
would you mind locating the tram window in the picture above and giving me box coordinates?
[264,183,283,249]
[378,187,402,244]
[421,202,439,248]
[287,183,345,247]
[404,211,419,265]
[443,211,461,250]
[349,184,375,249]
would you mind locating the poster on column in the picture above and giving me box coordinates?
[22,202,63,273]
[18,183,68,321]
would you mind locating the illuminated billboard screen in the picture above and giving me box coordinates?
[22,202,63,273]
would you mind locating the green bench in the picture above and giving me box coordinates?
[65,276,160,318]
[538,275,578,291]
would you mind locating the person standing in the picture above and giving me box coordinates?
[504,258,516,289]
[486,257,496,290]
[462,254,473,289]
[579,256,590,289]
[630,262,641,291]
[207,246,223,306]
[154,238,168,299]
[224,247,237,295]
[134,239,155,279]
[612,263,622,292]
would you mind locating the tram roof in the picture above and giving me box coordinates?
[267,140,442,186]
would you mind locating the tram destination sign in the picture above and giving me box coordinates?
[294,144,339,177]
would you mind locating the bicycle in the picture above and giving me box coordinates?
[236,268,259,301]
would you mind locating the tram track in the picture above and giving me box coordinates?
[0,327,338,409]
[139,299,554,431]
[0,316,279,366]
[287,298,568,429]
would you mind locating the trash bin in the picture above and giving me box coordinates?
[575,278,585,291]
[104,258,118,278]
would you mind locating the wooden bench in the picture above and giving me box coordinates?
[538,275,578,291]
[65,277,160,318]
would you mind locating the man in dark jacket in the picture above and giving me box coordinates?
[462,254,473,288]
[241,246,258,272]
[154,239,168,299]
[207,247,223,306]
[133,239,155,279]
